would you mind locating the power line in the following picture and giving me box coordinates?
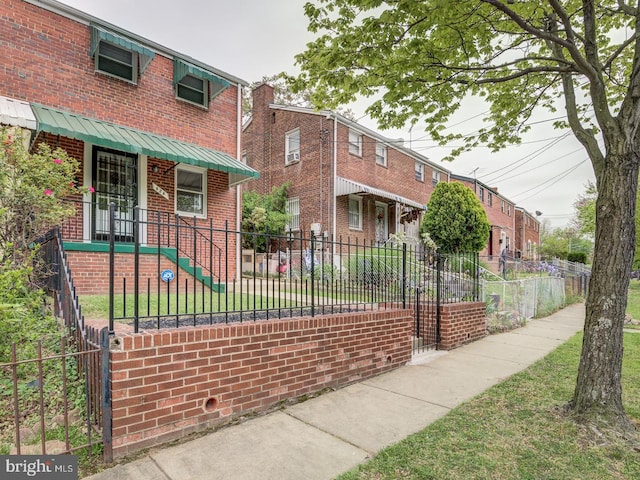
[512,160,587,202]
[480,131,573,183]
[490,146,584,182]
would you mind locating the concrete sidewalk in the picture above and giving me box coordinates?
[87,303,586,480]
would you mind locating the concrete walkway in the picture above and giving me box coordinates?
[86,303,587,480]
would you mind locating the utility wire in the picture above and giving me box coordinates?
[481,131,573,183]
[489,146,584,183]
[512,160,587,202]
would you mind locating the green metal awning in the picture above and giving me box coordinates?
[31,104,259,187]
[173,58,230,100]
[90,25,155,74]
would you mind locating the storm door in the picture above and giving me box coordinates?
[92,146,138,242]
[375,202,389,245]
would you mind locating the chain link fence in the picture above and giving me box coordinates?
[482,276,566,333]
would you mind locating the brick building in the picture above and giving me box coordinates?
[515,207,541,260]
[243,84,451,244]
[450,174,519,262]
[0,0,258,292]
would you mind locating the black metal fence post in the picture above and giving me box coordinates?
[108,203,115,335]
[436,251,442,346]
[310,231,316,317]
[133,206,140,333]
[402,242,407,309]
[101,327,113,463]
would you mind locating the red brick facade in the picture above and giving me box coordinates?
[243,84,450,244]
[1,0,249,289]
[108,309,413,458]
[450,175,517,261]
[515,208,541,260]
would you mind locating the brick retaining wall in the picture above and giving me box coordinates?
[108,309,413,458]
[438,302,486,350]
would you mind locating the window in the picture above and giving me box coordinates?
[375,143,387,167]
[501,200,505,213]
[487,192,493,206]
[348,129,362,156]
[415,162,424,182]
[508,205,511,217]
[91,26,154,84]
[173,58,229,108]
[432,170,440,187]
[285,128,301,165]
[286,197,300,231]
[348,195,362,230]
[95,41,137,83]
[176,166,206,217]
[176,74,208,107]
[479,187,485,202]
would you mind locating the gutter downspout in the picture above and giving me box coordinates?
[236,83,243,282]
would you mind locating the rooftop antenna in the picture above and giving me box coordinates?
[469,167,479,180]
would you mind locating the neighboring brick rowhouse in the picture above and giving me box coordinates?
[108,310,413,458]
[243,84,443,243]
[438,302,486,350]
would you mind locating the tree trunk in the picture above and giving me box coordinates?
[572,148,638,430]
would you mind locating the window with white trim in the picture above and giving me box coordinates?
[479,187,485,202]
[286,197,300,231]
[501,200,505,213]
[175,166,206,217]
[95,41,138,83]
[432,170,441,187]
[375,142,387,167]
[487,192,493,206]
[508,205,511,217]
[348,195,362,230]
[176,74,208,107]
[285,128,301,165]
[348,129,362,156]
[415,162,424,182]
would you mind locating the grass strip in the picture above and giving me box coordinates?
[339,332,640,480]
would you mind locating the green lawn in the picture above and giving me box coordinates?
[338,332,640,480]
[627,281,640,329]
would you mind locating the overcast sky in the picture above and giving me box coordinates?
[57,0,596,229]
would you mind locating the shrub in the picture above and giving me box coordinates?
[567,251,587,264]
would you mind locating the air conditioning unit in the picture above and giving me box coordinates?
[310,223,321,236]
[287,152,300,163]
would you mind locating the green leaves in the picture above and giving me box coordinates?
[291,0,630,157]
[420,182,490,253]
[1,127,84,270]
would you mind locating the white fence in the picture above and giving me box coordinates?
[482,277,566,332]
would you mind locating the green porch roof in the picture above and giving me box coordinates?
[31,104,259,187]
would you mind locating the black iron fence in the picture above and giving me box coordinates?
[77,203,481,334]
[38,229,112,462]
[0,332,107,459]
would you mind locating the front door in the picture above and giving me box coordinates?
[92,146,138,241]
[375,202,388,245]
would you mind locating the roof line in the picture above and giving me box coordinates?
[450,173,517,205]
[23,0,248,87]
[268,103,451,174]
